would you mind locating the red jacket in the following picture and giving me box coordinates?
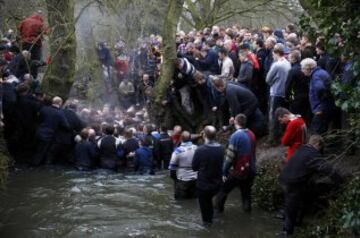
[114,55,129,79]
[19,14,47,45]
[281,116,306,162]
[247,52,260,71]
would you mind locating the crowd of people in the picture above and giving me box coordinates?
[0,12,354,237]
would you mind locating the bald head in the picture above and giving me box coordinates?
[52,96,63,107]
[204,125,217,141]
[181,131,191,142]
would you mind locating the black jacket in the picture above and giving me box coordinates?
[279,144,341,185]
[16,94,39,140]
[123,138,139,156]
[285,63,309,101]
[225,83,258,117]
[192,143,224,191]
[36,106,70,142]
[56,109,85,144]
[229,51,240,78]
[237,61,253,87]
[264,48,273,74]
[75,140,98,168]
[98,135,118,161]
[154,132,174,161]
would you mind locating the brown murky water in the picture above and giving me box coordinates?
[0,167,281,238]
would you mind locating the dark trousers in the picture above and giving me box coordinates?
[174,179,197,199]
[50,143,74,165]
[269,96,286,141]
[247,109,267,138]
[283,183,306,234]
[32,140,52,166]
[197,188,218,224]
[215,176,254,212]
[289,98,311,124]
[100,158,119,171]
[310,113,331,135]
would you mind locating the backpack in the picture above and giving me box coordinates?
[230,129,254,179]
[231,153,252,179]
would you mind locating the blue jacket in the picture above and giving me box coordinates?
[309,67,334,113]
[198,49,220,74]
[134,146,155,175]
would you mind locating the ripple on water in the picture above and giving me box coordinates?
[0,168,281,238]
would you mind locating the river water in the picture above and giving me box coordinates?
[0,167,280,238]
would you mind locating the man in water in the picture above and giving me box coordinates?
[215,114,256,213]
[192,126,224,226]
[168,131,197,199]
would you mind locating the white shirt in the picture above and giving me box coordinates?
[168,142,198,181]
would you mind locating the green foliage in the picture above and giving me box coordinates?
[253,158,284,211]
[299,0,360,116]
[296,177,360,238]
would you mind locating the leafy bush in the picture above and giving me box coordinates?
[253,158,284,211]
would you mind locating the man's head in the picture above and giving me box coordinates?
[23,73,33,83]
[80,128,89,140]
[88,128,96,139]
[289,50,301,64]
[261,26,272,39]
[142,73,149,81]
[52,96,63,108]
[212,75,226,93]
[243,32,252,42]
[223,39,233,51]
[234,114,247,129]
[265,36,277,50]
[272,43,285,60]
[218,47,228,60]
[286,23,297,34]
[255,39,264,50]
[104,124,115,135]
[16,83,30,95]
[315,43,326,55]
[173,125,182,135]
[308,134,324,151]
[124,128,133,139]
[181,131,191,143]
[275,107,291,125]
[203,125,217,141]
[300,58,317,77]
[300,34,310,46]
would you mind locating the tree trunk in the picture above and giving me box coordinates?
[154,0,184,103]
[42,0,76,100]
[298,0,320,23]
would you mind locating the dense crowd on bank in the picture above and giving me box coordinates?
[0,12,355,237]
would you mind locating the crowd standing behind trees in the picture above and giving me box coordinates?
[0,12,354,237]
